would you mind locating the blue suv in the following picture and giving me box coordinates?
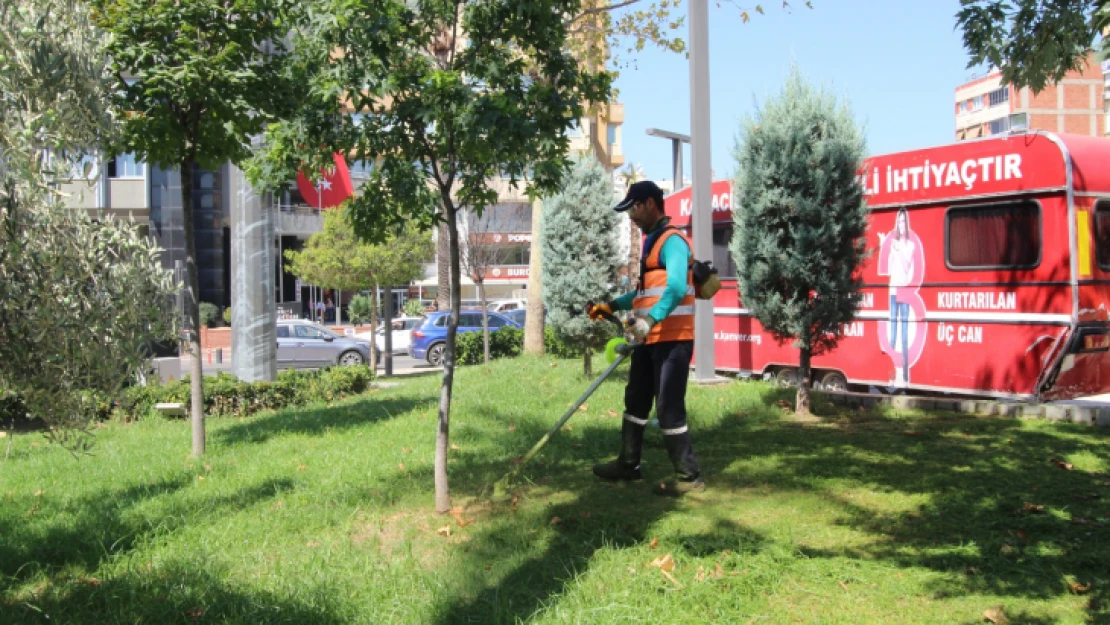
[410,310,521,366]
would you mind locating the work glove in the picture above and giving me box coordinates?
[588,302,613,321]
[626,316,656,340]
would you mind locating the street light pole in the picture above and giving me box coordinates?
[689,0,716,382]
[645,128,690,191]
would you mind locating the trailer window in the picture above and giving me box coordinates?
[946,202,1040,269]
[1095,201,1110,270]
[712,225,737,279]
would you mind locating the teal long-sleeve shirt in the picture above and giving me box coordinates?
[612,226,690,323]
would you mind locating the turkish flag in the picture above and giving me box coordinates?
[296,153,354,209]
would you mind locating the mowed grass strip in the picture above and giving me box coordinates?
[1,355,1108,624]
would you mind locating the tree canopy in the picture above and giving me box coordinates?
[957,0,1110,93]
[0,0,176,449]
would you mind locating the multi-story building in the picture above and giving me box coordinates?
[954,53,1106,140]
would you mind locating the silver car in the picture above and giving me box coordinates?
[276,320,371,369]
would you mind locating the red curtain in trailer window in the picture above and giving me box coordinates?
[947,202,1040,269]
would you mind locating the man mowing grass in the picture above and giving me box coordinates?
[589,180,705,496]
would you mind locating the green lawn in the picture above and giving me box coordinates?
[2,355,1108,624]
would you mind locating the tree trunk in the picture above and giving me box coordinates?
[369,284,379,369]
[478,280,490,364]
[181,159,205,456]
[436,221,450,310]
[434,198,462,514]
[796,346,812,417]
[628,219,641,288]
[583,344,592,378]
[524,197,544,354]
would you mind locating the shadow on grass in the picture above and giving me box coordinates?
[0,474,295,619]
[4,562,345,625]
[214,394,435,446]
[400,380,1110,624]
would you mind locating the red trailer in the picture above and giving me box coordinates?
[667,131,1110,400]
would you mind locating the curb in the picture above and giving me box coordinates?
[821,391,1110,427]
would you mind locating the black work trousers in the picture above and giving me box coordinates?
[621,340,700,479]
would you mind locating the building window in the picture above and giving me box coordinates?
[566,120,583,138]
[988,87,1009,107]
[989,117,1010,134]
[972,96,983,110]
[108,153,144,178]
[946,201,1040,269]
[607,124,617,146]
[956,101,965,115]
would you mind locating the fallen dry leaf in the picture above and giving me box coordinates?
[649,537,659,549]
[696,566,707,582]
[1051,457,1074,471]
[983,606,1009,624]
[306,541,320,548]
[901,430,923,437]
[607,409,618,418]
[296,464,307,471]
[77,577,102,586]
[712,562,725,579]
[450,444,460,451]
[508,424,516,432]
[1021,502,1045,514]
[649,553,676,572]
[549,362,558,367]
[402,447,412,453]
[436,525,452,537]
[1000,544,1015,555]
[577,404,588,412]
[449,507,473,527]
[197,475,205,481]
[511,494,519,510]
[549,516,561,526]
[398,463,406,471]
[1069,581,1092,595]
[1015,530,1029,541]
[186,607,206,620]
[838,580,850,592]
[661,569,684,588]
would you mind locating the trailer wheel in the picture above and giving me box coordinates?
[775,368,799,387]
[819,371,849,393]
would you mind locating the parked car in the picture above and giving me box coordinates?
[485,298,527,313]
[276,319,372,370]
[503,308,525,327]
[410,310,522,366]
[353,316,422,355]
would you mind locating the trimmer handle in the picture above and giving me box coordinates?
[586,300,624,333]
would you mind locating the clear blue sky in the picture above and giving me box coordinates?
[613,0,983,182]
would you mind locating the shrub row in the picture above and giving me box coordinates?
[451,325,591,365]
[121,366,374,420]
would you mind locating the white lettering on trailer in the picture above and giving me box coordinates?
[881,154,1023,194]
[937,291,1017,310]
[860,293,874,308]
[841,321,865,337]
[715,331,761,344]
[679,191,732,217]
[937,322,984,345]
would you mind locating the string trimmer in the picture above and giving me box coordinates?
[486,307,639,502]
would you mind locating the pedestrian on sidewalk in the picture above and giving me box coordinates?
[587,180,705,497]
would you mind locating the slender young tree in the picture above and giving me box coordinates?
[542,156,623,378]
[92,0,296,456]
[731,67,868,416]
[251,0,609,513]
[460,204,524,363]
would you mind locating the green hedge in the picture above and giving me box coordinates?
[121,366,374,420]
[455,326,523,365]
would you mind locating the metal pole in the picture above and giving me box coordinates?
[689,0,716,382]
[672,139,684,190]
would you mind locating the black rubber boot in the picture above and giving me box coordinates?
[653,431,705,496]
[592,416,645,481]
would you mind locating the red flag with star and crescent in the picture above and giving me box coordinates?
[296,153,353,209]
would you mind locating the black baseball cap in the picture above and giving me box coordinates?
[614,180,665,212]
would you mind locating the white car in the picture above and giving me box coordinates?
[486,298,527,313]
[355,316,422,355]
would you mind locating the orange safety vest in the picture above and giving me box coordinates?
[633,228,696,343]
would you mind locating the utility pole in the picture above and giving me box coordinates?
[689,0,716,382]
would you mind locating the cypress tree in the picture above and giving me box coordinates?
[731,67,869,416]
[542,156,624,377]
